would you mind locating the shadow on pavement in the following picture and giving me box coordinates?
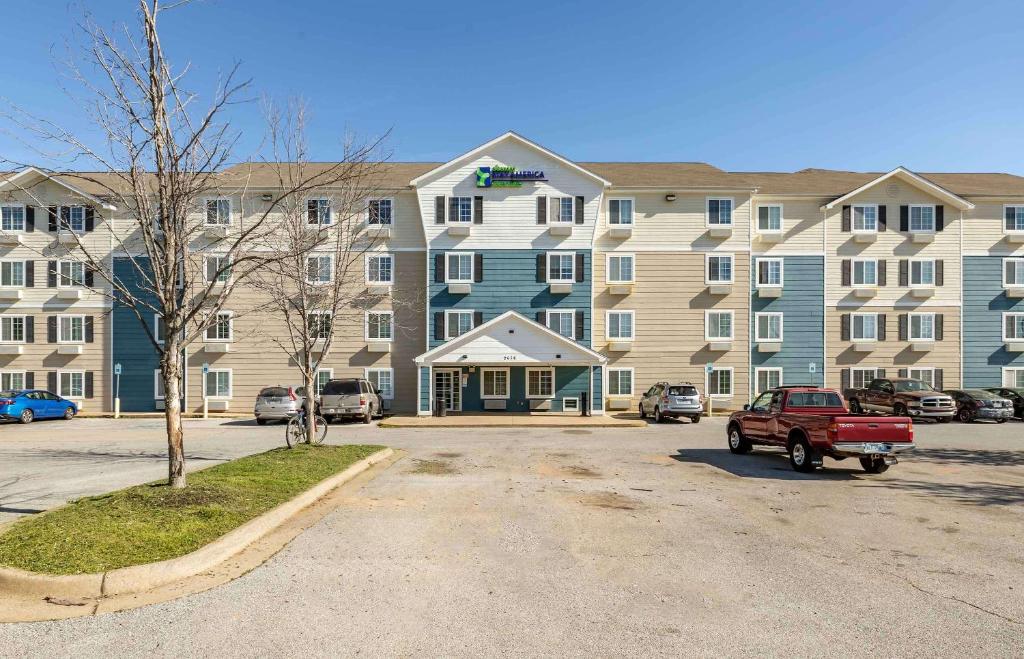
[904,448,1024,467]
[0,448,223,462]
[859,479,1024,507]
[670,448,862,480]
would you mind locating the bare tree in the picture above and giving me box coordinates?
[0,0,383,487]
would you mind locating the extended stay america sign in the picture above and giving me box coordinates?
[475,165,547,188]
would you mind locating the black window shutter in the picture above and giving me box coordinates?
[47,261,57,287]
[48,371,57,394]
[841,205,851,232]
[85,372,94,399]
[85,266,94,287]
[934,369,944,390]
[898,368,908,378]
[878,205,887,232]
[574,253,585,282]
[473,253,483,283]
[536,254,546,283]
[84,207,95,232]
[841,314,850,341]
[878,314,887,341]
[536,310,545,324]
[899,260,908,287]
[434,196,446,224]
[936,314,944,341]
[878,260,887,287]
[898,314,908,341]
[899,205,909,232]
[434,253,445,283]
[85,316,95,343]
[47,206,57,232]
[24,261,34,287]
[936,260,944,286]
[473,311,483,327]
[25,372,33,389]
[840,368,850,392]
[935,205,944,232]
[25,206,34,233]
[574,196,584,224]
[25,317,34,343]
[433,312,444,341]
[841,260,851,287]
[575,310,584,341]
[537,196,547,224]
[47,316,57,343]
[473,196,483,224]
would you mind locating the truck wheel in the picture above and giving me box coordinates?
[727,425,751,454]
[256,418,267,426]
[894,403,908,418]
[363,407,373,424]
[849,399,862,414]
[789,437,817,473]
[639,404,646,419]
[654,407,663,423]
[691,414,701,424]
[860,456,890,473]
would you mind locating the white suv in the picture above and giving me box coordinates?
[639,382,704,423]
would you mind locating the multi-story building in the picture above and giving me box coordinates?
[3,132,1024,416]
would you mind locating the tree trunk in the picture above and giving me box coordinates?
[162,349,186,488]
[304,371,317,444]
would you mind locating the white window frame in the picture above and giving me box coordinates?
[546,251,576,283]
[1003,312,1024,342]
[852,204,878,233]
[0,370,26,390]
[705,253,734,284]
[553,197,576,224]
[444,310,474,340]
[754,312,784,342]
[607,367,634,397]
[545,309,576,340]
[754,367,783,394]
[57,259,85,288]
[851,367,879,390]
[306,255,333,285]
[445,252,474,284]
[908,367,935,388]
[851,258,878,287]
[605,310,635,340]
[154,369,165,400]
[756,204,783,233]
[0,260,26,288]
[365,253,394,285]
[0,204,26,232]
[908,312,935,342]
[58,370,85,398]
[306,198,332,225]
[909,259,935,287]
[706,367,734,398]
[525,367,555,399]
[205,311,233,342]
[367,198,394,226]
[57,314,85,344]
[204,369,232,399]
[851,313,878,342]
[755,257,783,288]
[606,253,635,284]
[365,367,394,399]
[0,315,27,343]
[908,204,936,233]
[153,313,165,345]
[448,196,473,224]
[479,367,510,400]
[315,368,334,396]
[1002,367,1024,388]
[204,198,231,226]
[1003,258,1024,288]
[706,197,733,227]
[705,310,735,341]
[607,198,634,226]
[1004,205,1024,234]
[63,206,86,233]
[308,311,333,340]
[365,311,394,341]
[205,254,232,284]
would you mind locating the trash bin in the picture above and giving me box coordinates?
[435,396,447,417]
[580,391,589,417]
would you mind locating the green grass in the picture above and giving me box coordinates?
[0,444,384,575]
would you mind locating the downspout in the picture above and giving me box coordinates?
[822,203,828,388]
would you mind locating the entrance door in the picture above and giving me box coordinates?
[434,369,461,412]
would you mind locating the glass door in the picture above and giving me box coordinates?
[434,369,461,412]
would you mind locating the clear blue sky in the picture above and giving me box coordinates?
[2,0,1023,173]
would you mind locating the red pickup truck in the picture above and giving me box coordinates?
[727,386,915,473]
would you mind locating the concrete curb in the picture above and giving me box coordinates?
[0,447,394,600]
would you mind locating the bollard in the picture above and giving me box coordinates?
[114,398,121,419]
[203,397,209,419]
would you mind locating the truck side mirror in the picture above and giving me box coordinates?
[742,404,750,411]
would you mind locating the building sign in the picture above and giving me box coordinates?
[475,166,547,188]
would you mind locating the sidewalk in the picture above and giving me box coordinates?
[378,413,646,429]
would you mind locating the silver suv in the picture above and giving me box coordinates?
[639,382,704,423]
[319,378,384,424]
[254,385,309,425]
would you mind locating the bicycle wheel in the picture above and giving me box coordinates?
[285,416,305,448]
[311,415,328,445]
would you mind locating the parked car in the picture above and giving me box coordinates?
[727,386,915,473]
[319,378,383,424]
[639,382,704,423]
[944,389,1013,423]
[253,385,309,425]
[844,377,955,421]
[984,387,1024,419]
[0,390,77,424]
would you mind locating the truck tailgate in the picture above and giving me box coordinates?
[832,416,913,443]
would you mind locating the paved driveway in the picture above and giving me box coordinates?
[1,418,1023,656]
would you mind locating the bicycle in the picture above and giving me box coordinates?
[286,406,328,448]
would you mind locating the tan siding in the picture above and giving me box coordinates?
[594,192,752,252]
[750,197,826,255]
[963,199,1024,255]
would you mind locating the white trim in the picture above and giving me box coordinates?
[605,252,635,284]
[908,258,936,287]
[704,253,735,284]
[607,197,635,226]
[153,313,165,345]
[606,367,634,397]
[605,309,635,341]
[907,204,937,234]
[367,197,395,226]
[907,367,936,387]
[754,257,784,288]
[562,397,580,412]
[851,313,879,342]
[551,197,577,224]
[0,315,27,344]
[1002,312,1024,342]
[364,367,394,400]
[525,367,556,399]
[308,310,333,340]
[755,203,784,234]
[850,367,880,389]
[1003,258,1024,288]
[754,312,784,342]
[57,314,86,344]
[851,203,879,233]
[203,197,232,226]
[479,367,511,400]
[204,368,232,399]
[446,195,474,225]
[444,309,475,340]
[365,310,394,342]
[205,254,233,285]
[445,251,474,283]
[705,310,735,341]
[57,369,86,399]
[545,308,577,340]
[0,369,26,390]
[0,203,27,233]
[304,254,333,285]
[546,251,576,283]
[705,197,734,227]
[821,167,974,211]
[304,197,333,226]
[705,366,734,398]
[1002,367,1024,387]
[753,367,783,393]
[365,253,395,286]
[204,310,234,342]
[0,259,26,288]
[851,258,879,287]
[908,312,936,342]
[0,168,117,210]
[56,259,86,288]
[1003,204,1024,234]
[153,369,164,400]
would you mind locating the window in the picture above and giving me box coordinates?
[205,311,233,341]
[547,252,575,283]
[446,252,473,283]
[608,199,633,225]
[58,371,84,398]
[606,310,634,340]
[58,315,85,343]
[1003,368,1024,388]
[58,260,85,287]
[851,368,878,389]
[62,206,85,232]
[707,198,733,226]
[0,316,25,343]
[154,370,165,400]
[757,205,782,232]
[852,259,877,286]
[606,254,634,283]
[1,371,25,390]
[308,312,332,339]
[1005,206,1024,232]
[909,205,935,232]
[366,368,394,399]
[368,198,393,225]
[555,197,575,224]
[1004,313,1024,341]
[526,367,554,398]
[307,198,331,225]
[755,368,782,394]
[480,368,509,399]
[205,199,230,225]
[0,261,25,287]
[756,258,783,287]
[205,255,231,284]
[449,197,472,223]
[1,205,25,232]
[755,313,783,342]
[708,368,733,397]
[546,310,576,339]
[153,314,166,344]
[607,368,633,397]
[306,255,332,284]
[205,369,231,398]
[706,311,734,341]
[315,369,333,395]
[706,254,733,284]
[910,260,935,286]
[445,310,474,339]
[1004,259,1024,287]
[852,205,877,232]
[366,254,394,285]
[852,314,878,341]
[908,368,935,388]
[909,313,935,341]
[366,311,393,341]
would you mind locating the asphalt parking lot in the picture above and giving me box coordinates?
[0,416,1023,656]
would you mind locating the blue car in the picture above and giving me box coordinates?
[0,390,78,424]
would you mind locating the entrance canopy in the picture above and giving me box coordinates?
[414,311,607,367]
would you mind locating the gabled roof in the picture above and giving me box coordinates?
[414,310,607,366]
[409,131,612,188]
[820,167,974,210]
[0,167,118,210]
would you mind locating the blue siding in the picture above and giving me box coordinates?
[428,249,591,349]
[750,256,825,393]
[458,366,587,412]
[419,366,431,413]
[964,256,1024,386]
[592,366,603,411]
[112,257,163,412]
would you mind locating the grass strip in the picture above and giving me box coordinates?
[0,444,384,575]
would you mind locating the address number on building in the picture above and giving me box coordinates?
[503,355,518,361]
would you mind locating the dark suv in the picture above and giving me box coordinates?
[319,378,384,424]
